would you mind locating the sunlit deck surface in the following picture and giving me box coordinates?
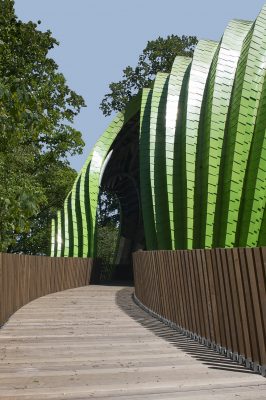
[0,285,265,399]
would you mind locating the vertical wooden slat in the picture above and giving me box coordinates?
[36,255,41,298]
[2,254,6,322]
[188,250,200,335]
[0,254,3,324]
[181,250,192,332]
[170,251,180,326]
[151,252,158,312]
[261,247,266,279]
[252,248,266,365]
[220,248,238,353]
[226,249,245,356]
[216,248,232,351]
[24,255,30,306]
[201,250,215,342]
[29,255,34,301]
[81,258,85,286]
[13,255,19,313]
[211,249,225,347]
[232,248,252,360]
[196,249,210,340]
[174,250,186,329]
[8,255,14,318]
[83,259,88,285]
[50,256,55,293]
[238,247,260,363]
[133,247,266,370]
[154,252,162,316]
[205,249,219,344]
[0,254,94,327]
[167,251,178,325]
[191,250,205,337]
[161,252,169,320]
[143,252,149,309]
[245,248,265,365]
[161,251,169,320]
[183,250,195,333]
[0,254,5,324]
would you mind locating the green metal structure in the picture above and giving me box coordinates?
[51,5,266,259]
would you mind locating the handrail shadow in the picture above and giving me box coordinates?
[115,287,259,375]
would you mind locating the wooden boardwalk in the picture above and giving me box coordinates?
[0,285,265,399]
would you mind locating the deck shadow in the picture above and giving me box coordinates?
[115,287,259,376]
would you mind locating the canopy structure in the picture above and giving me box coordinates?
[51,4,266,261]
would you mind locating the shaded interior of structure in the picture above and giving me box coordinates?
[98,112,145,281]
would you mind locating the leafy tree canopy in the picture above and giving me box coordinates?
[10,161,77,255]
[100,34,198,116]
[0,0,86,252]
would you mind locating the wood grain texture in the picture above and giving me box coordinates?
[0,285,265,399]
[133,248,266,370]
[0,254,93,327]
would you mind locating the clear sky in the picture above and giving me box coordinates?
[15,0,265,172]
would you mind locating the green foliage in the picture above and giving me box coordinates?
[9,162,77,254]
[96,224,119,264]
[96,190,120,279]
[100,35,198,116]
[96,223,120,281]
[97,190,120,228]
[0,0,86,252]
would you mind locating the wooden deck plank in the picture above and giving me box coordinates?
[0,285,265,399]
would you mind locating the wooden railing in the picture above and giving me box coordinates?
[133,248,266,375]
[0,253,95,327]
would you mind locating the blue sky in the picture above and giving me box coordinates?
[15,0,265,172]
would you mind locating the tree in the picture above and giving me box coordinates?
[97,190,120,228]
[96,190,120,279]
[100,35,198,116]
[0,0,86,252]
[9,162,77,255]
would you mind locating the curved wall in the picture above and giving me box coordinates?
[51,5,266,255]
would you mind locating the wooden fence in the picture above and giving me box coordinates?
[133,248,266,375]
[0,253,95,327]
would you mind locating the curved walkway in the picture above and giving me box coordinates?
[0,285,265,399]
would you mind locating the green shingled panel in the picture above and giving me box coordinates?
[62,193,74,257]
[75,176,83,256]
[62,196,69,256]
[150,73,171,249]
[53,215,58,257]
[60,208,65,256]
[56,210,62,257]
[50,218,56,257]
[71,176,80,257]
[139,88,158,250]
[258,205,266,246]
[71,150,94,257]
[214,5,266,247]
[67,195,74,257]
[236,71,266,246]
[213,27,254,247]
[67,174,83,258]
[165,56,191,249]
[201,21,252,249]
[189,40,218,249]
[172,64,192,250]
[59,154,92,258]
[79,159,92,257]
